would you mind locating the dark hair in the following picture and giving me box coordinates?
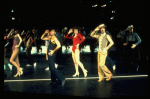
[71,27,78,36]
[12,30,20,36]
[73,27,79,33]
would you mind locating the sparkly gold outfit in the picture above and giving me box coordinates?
[91,32,114,81]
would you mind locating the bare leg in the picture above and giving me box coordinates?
[15,55,23,75]
[72,51,79,75]
[75,49,87,77]
[10,48,20,71]
[10,48,23,77]
[15,55,20,67]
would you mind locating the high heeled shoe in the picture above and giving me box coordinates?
[14,68,23,77]
[98,78,104,82]
[106,75,113,81]
[106,78,112,81]
[14,72,21,77]
[72,72,79,77]
[19,68,23,75]
[84,69,88,77]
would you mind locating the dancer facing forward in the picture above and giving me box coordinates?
[90,24,114,82]
[41,29,65,86]
[121,25,141,71]
[7,29,23,77]
[65,28,88,77]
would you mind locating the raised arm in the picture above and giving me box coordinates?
[90,27,100,39]
[41,32,49,40]
[65,29,73,39]
[65,33,73,39]
[7,29,14,39]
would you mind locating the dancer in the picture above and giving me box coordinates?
[44,29,58,70]
[7,29,23,77]
[26,31,36,67]
[121,25,142,71]
[65,28,88,77]
[90,24,114,82]
[44,29,50,61]
[41,29,65,86]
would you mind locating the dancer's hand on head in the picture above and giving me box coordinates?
[68,29,73,34]
[95,27,100,31]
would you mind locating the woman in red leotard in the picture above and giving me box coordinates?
[65,28,88,77]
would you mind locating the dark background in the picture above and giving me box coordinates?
[3,1,148,30]
[3,0,148,54]
[3,1,148,97]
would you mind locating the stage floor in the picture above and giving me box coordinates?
[4,47,148,98]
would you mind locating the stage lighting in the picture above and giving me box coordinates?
[12,17,15,20]
[11,9,14,13]
[110,16,114,20]
[112,10,115,13]
[110,1,113,3]
[92,4,98,7]
[101,4,106,7]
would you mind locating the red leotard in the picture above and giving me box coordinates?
[65,33,85,53]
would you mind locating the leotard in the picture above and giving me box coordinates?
[65,33,85,53]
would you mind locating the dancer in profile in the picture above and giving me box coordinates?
[65,28,88,77]
[7,29,23,77]
[41,29,65,86]
[90,24,114,82]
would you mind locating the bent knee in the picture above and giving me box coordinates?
[75,60,80,64]
[73,61,77,65]
[9,59,14,63]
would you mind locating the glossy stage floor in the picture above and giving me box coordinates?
[4,46,148,98]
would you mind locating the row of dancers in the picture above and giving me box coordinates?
[4,24,142,86]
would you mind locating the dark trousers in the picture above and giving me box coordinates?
[55,46,62,64]
[26,47,35,64]
[124,42,138,69]
[48,54,65,83]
